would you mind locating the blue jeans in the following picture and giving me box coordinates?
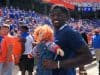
[2,62,14,75]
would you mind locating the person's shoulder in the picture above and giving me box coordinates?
[29,34,33,38]
[63,25,73,31]
[64,26,78,34]
[26,34,33,40]
[3,35,11,40]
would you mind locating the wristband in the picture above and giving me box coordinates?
[57,61,60,69]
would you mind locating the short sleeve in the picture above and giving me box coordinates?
[68,31,87,51]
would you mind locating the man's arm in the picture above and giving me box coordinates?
[60,44,93,68]
[43,44,93,69]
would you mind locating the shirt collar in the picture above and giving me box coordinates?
[59,24,68,31]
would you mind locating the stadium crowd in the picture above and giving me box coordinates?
[0,6,99,75]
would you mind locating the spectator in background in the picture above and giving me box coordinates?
[92,29,100,75]
[79,30,88,75]
[43,5,92,75]
[18,26,34,75]
[0,24,14,75]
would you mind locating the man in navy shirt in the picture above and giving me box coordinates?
[43,5,92,75]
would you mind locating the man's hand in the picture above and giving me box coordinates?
[27,54,33,59]
[42,59,58,69]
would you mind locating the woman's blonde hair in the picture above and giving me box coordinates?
[33,24,54,44]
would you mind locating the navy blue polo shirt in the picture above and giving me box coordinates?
[54,25,86,75]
